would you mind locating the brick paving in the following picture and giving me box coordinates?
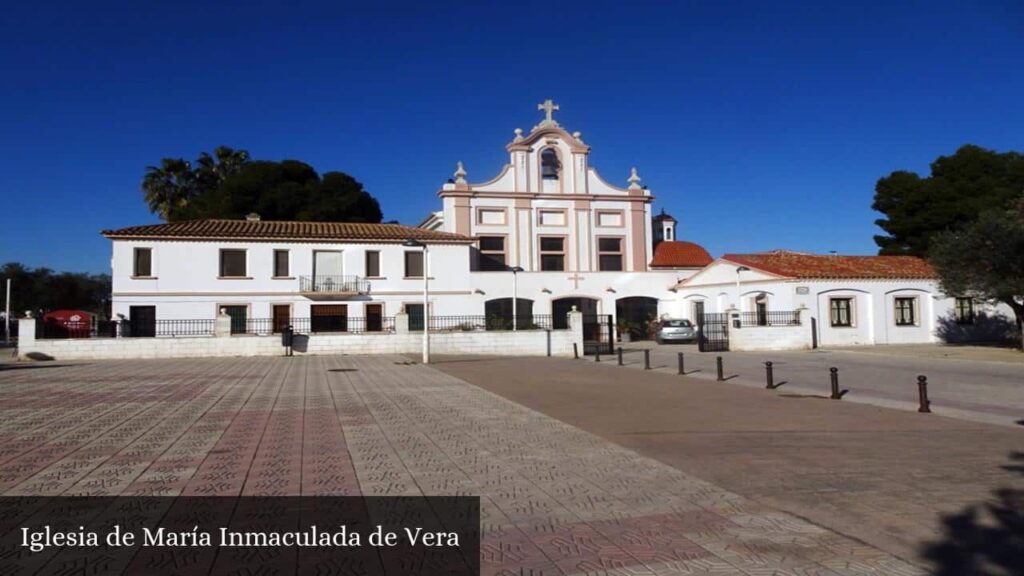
[0,356,931,575]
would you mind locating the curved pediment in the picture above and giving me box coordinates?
[507,125,590,154]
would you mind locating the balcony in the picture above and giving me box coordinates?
[298,275,370,299]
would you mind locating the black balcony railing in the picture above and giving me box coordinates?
[298,275,370,294]
[425,315,553,332]
[738,311,802,327]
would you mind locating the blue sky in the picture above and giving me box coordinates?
[1,1,1022,273]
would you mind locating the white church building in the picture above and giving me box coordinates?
[102,101,711,337]
[95,101,1015,350]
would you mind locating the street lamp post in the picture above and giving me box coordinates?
[510,266,524,331]
[735,266,750,310]
[403,239,430,364]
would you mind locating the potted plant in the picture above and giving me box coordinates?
[616,319,636,343]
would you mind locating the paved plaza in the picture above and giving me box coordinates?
[0,356,941,575]
[616,342,1024,427]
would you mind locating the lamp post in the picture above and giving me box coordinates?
[735,266,750,309]
[510,266,524,331]
[403,239,429,364]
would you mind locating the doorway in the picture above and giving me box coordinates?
[128,306,156,337]
[552,297,598,329]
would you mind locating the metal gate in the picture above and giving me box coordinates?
[697,312,729,352]
[582,314,614,355]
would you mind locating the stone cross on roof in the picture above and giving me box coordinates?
[537,99,560,126]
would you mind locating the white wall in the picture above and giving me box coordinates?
[112,240,473,320]
[675,265,1017,347]
[19,328,581,361]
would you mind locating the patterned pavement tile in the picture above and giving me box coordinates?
[0,355,929,575]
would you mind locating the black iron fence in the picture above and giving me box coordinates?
[425,315,553,332]
[738,311,802,327]
[298,275,371,294]
[34,313,558,339]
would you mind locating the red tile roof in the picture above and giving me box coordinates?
[721,250,936,280]
[650,241,714,268]
[102,219,474,243]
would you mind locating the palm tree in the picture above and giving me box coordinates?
[140,147,250,221]
[141,158,196,221]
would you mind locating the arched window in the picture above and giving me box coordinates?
[540,148,560,180]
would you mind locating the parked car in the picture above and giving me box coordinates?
[656,319,696,344]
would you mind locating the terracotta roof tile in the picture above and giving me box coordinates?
[722,250,936,280]
[650,241,713,268]
[101,219,474,243]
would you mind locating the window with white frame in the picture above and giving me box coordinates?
[273,250,289,277]
[954,297,975,325]
[219,249,247,278]
[539,237,565,271]
[478,236,506,271]
[830,298,853,327]
[133,248,152,277]
[597,238,623,271]
[894,297,917,326]
[365,251,380,277]
[404,251,424,278]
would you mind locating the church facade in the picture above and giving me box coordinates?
[429,100,707,330]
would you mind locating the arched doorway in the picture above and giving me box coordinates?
[552,297,598,329]
[484,298,534,329]
[616,296,659,340]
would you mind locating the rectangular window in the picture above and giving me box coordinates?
[133,248,152,277]
[597,238,623,271]
[219,249,247,278]
[365,251,381,277]
[539,237,565,271]
[478,236,506,271]
[954,297,975,325]
[404,251,424,278]
[830,298,852,327]
[895,297,917,326]
[273,250,289,277]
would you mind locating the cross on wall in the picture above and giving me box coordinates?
[567,272,584,289]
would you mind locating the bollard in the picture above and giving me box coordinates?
[617,347,624,366]
[765,361,774,389]
[917,375,931,413]
[830,367,841,399]
[573,343,579,359]
[644,349,651,370]
[677,352,685,375]
[716,356,724,381]
[595,347,601,362]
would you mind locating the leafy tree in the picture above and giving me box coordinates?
[929,197,1024,350]
[141,151,383,223]
[141,146,251,221]
[0,263,111,319]
[179,160,383,223]
[873,145,1024,256]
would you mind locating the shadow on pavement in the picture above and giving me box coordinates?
[923,451,1024,575]
[0,363,81,371]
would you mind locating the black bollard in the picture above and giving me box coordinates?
[678,352,685,375]
[716,356,724,381]
[830,367,841,399]
[573,343,579,359]
[917,375,931,413]
[765,361,774,389]
[644,349,651,370]
[595,347,601,362]
[617,347,624,366]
